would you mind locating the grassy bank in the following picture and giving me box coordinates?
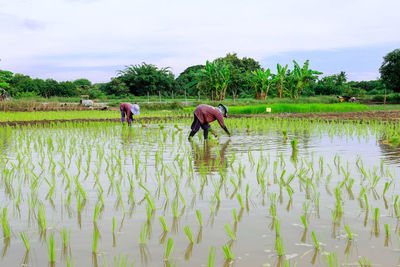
[184,103,370,114]
[2,95,339,111]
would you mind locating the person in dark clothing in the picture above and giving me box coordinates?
[188,104,231,140]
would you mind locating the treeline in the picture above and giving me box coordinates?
[1,49,398,99]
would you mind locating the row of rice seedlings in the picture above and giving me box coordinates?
[1,118,399,265]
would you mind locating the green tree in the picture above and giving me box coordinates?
[379,49,400,92]
[251,68,272,99]
[196,60,230,101]
[275,64,288,98]
[175,65,204,96]
[215,53,261,99]
[104,78,130,96]
[292,60,323,98]
[73,79,92,95]
[117,63,175,96]
[0,70,13,90]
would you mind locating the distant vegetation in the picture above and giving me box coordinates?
[1,49,399,101]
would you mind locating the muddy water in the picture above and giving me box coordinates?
[0,120,400,267]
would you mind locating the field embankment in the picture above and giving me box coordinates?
[2,110,400,126]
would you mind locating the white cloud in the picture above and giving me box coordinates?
[1,0,399,81]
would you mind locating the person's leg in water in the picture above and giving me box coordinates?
[201,123,210,140]
[120,106,126,124]
[189,115,201,140]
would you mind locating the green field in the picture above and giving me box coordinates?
[184,103,371,114]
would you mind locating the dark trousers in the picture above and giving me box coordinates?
[189,115,210,139]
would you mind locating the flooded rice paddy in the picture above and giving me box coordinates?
[0,117,400,267]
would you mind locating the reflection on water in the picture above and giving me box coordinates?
[189,139,230,173]
[2,122,400,266]
[0,127,10,154]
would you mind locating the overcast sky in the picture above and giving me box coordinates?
[1,0,400,83]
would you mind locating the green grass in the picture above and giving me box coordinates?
[184,103,371,115]
[2,102,399,123]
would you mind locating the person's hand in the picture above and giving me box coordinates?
[212,131,218,138]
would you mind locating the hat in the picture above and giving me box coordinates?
[131,104,140,115]
[218,104,228,118]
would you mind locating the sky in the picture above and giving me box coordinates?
[1,0,400,83]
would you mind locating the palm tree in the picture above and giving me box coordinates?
[293,60,323,98]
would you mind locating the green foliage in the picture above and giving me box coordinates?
[0,70,13,89]
[73,78,92,89]
[196,60,231,101]
[251,68,272,99]
[103,78,130,96]
[215,53,261,99]
[175,65,204,96]
[116,63,175,96]
[292,60,323,98]
[380,48,400,92]
[8,74,79,97]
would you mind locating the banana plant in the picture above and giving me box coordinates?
[293,60,323,98]
[275,64,288,98]
[251,68,272,100]
[196,60,231,101]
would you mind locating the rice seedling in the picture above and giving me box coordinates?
[300,215,308,229]
[47,233,56,262]
[222,244,235,260]
[225,224,236,240]
[311,232,319,249]
[290,139,298,150]
[275,236,285,256]
[164,238,174,261]
[20,232,29,251]
[374,207,379,225]
[196,210,203,227]
[93,203,101,223]
[208,246,216,267]
[344,225,353,240]
[237,193,244,209]
[1,207,11,238]
[66,257,75,267]
[184,225,194,243]
[159,216,168,232]
[61,227,71,247]
[358,256,371,267]
[384,224,390,236]
[323,251,339,267]
[139,224,148,244]
[232,208,238,223]
[92,228,100,254]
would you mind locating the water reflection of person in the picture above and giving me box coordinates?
[190,139,231,172]
[121,129,135,147]
[0,128,10,153]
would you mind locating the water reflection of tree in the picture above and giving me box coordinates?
[190,140,231,173]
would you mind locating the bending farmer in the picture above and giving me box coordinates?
[120,103,140,125]
[188,104,231,140]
